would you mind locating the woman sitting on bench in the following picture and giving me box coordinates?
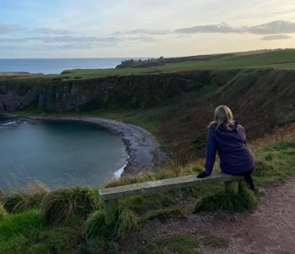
[197,105,256,190]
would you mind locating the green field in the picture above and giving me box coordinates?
[2,49,295,81]
[52,49,295,79]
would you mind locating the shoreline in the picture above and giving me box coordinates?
[0,114,169,176]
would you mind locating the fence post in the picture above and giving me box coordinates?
[104,199,118,224]
[224,180,239,194]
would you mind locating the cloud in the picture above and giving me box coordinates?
[113,29,171,36]
[30,28,73,35]
[0,24,23,34]
[175,23,238,34]
[0,35,154,44]
[261,34,293,41]
[175,20,295,35]
[248,20,295,34]
[0,35,156,50]
[119,20,295,36]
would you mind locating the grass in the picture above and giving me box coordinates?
[121,193,175,214]
[194,183,257,213]
[84,206,138,239]
[122,233,229,254]
[40,186,99,226]
[140,208,184,223]
[0,209,104,254]
[0,203,7,220]
[2,181,49,213]
[202,236,230,248]
[3,49,295,84]
[253,141,295,184]
[5,49,295,81]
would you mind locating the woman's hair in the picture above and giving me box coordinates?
[209,105,235,130]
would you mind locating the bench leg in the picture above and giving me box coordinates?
[224,180,239,194]
[104,199,118,224]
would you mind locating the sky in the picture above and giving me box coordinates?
[1,0,295,58]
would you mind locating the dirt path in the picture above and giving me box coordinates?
[137,178,295,254]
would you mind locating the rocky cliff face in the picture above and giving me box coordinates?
[0,70,239,113]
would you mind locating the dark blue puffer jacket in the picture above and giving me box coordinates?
[204,122,255,175]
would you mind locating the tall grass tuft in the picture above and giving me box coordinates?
[113,206,138,238]
[0,203,7,220]
[194,183,257,213]
[3,180,49,213]
[84,210,111,239]
[84,206,138,239]
[40,186,98,227]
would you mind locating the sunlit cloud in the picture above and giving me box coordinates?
[261,34,293,41]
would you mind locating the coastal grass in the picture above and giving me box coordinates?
[194,183,257,214]
[122,234,206,254]
[2,181,49,213]
[252,141,295,184]
[121,192,175,214]
[0,209,91,254]
[202,236,230,248]
[139,208,184,223]
[40,186,99,227]
[0,203,7,219]
[84,206,137,239]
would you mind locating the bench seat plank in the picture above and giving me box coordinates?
[99,172,243,201]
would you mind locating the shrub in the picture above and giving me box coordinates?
[84,206,138,239]
[194,183,257,213]
[3,181,49,213]
[40,186,98,226]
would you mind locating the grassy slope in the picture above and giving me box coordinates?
[4,49,295,81]
[59,49,295,79]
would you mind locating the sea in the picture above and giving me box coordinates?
[0,117,128,190]
[0,58,138,75]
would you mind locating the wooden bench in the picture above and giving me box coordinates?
[99,172,243,223]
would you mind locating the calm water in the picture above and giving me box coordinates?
[0,58,133,74]
[0,117,128,190]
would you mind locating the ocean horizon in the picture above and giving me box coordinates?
[0,58,146,75]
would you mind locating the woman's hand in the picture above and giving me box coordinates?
[197,171,210,178]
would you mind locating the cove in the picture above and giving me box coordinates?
[0,117,128,190]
